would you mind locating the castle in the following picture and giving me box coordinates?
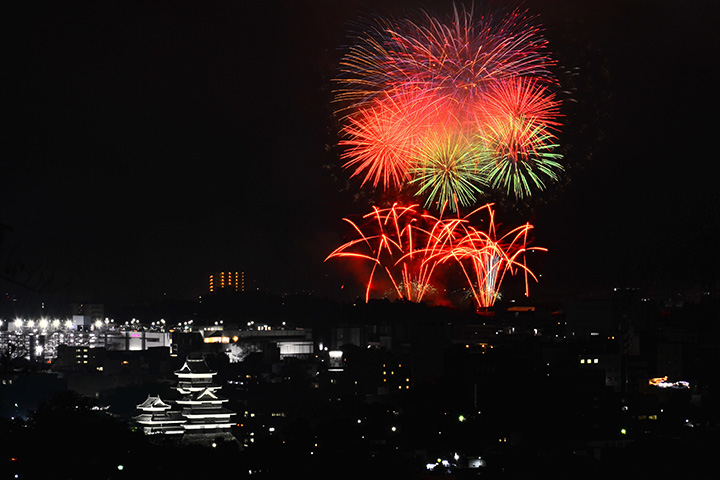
[134,356,237,446]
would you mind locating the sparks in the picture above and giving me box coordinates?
[326,203,545,309]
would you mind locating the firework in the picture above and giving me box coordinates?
[387,5,556,107]
[327,203,544,309]
[479,77,562,128]
[324,202,471,303]
[325,204,434,302]
[338,89,435,190]
[334,2,564,207]
[334,17,400,111]
[336,4,556,112]
[408,127,486,212]
[419,203,546,308]
[327,3,556,307]
[474,77,563,198]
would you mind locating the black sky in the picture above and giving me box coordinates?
[5,0,719,309]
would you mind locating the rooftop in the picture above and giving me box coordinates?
[174,357,216,376]
[136,395,172,411]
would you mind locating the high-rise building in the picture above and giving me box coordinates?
[208,271,244,293]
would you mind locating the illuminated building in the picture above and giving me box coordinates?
[133,356,238,445]
[1,327,171,366]
[108,331,171,351]
[208,271,244,293]
[133,395,185,435]
[173,356,236,438]
[328,350,344,372]
[202,327,315,362]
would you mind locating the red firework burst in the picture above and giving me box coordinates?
[422,203,546,308]
[474,77,564,198]
[338,89,440,190]
[326,202,544,309]
[334,3,563,206]
[377,4,555,108]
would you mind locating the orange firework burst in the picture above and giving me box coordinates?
[324,203,446,302]
[338,89,437,190]
[326,202,544,309]
[422,203,546,308]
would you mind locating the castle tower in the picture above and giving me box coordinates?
[134,356,238,446]
[173,357,236,440]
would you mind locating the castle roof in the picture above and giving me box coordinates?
[133,410,186,424]
[136,395,172,411]
[176,387,228,404]
[174,357,216,376]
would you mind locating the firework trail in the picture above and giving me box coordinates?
[326,202,544,309]
[422,203,546,308]
[324,203,444,303]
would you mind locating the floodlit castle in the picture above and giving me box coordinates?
[134,395,185,435]
[174,356,236,435]
[134,356,237,445]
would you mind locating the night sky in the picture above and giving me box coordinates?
[5,0,719,309]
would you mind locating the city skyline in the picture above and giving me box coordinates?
[5,0,718,308]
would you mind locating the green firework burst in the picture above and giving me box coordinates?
[409,131,488,212]
[475,115,563,199]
